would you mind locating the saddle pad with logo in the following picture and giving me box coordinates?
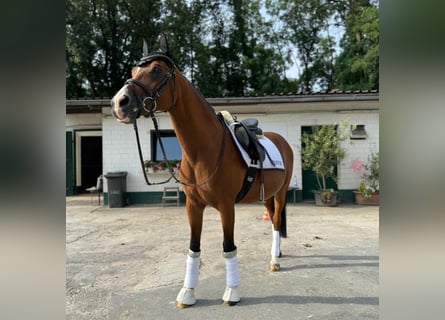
[223,120,285,170]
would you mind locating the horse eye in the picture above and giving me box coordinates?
[153,64,162,74]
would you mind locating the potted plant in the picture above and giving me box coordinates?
[301,122,349,206]
[353,152,379,205]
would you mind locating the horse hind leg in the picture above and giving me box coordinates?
[265,197,284,272]
[270,225,281,272]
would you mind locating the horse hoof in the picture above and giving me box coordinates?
[176,287,196,308]
[222,286,240,306]
[176,302,194,309]
[223,300,240,306]
[270,263,280,272]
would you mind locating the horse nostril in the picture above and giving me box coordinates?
[119,95,130,107]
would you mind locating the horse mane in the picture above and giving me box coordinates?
[179,72,219,119]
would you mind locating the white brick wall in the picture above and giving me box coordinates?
[102,113,177,192]
[251,111,379,190]
[102,109,379,192]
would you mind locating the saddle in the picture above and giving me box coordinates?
[219,111,268,167]
[234,118,266,165]
[218,111,275,203]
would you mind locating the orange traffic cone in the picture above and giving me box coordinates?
[262,209,270,221]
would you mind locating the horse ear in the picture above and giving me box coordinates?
[159,33,170,55]
[142,39,150,57]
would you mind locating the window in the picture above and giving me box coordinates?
[150,130,182,161]
[350,124,367,140]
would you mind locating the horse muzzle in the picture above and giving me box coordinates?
[111,86,140,123]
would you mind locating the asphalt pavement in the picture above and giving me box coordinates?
[66,194,379,320]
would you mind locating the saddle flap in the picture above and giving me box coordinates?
[234,122,265,163]
[234,126,250,150]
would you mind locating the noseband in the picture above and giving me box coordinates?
[125,52,176,114]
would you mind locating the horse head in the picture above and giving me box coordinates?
[111,34,176,123]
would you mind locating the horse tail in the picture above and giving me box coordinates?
[279,199,287,238]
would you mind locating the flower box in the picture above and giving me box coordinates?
[353,191,379,205]
[144,160,181,174]
[145,167,177,175]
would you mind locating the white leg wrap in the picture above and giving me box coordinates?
[184,250,200,289]
[271,227,281,257]
[224,250,240,287]
[223,250,241,305]
[176,287,196,307]
[223,249,240,304]
[222,286,240,305]
[271,255,279,264]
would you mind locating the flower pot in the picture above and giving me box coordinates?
[314,191,338,207]
[353,191,379,205]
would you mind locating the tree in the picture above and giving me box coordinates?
[266,0,334,92]
[190,0,287,97]
[66,0,162,98]
[66,0,379,98]
[301,121,349,192]
[333,1,379,90]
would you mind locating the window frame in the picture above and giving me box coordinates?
[350,124,367,140]
[150,129,181,162]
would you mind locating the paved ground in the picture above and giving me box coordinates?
[66,195,379,320]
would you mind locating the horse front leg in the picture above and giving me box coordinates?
[176,200,204,308]
[219,205,241,306]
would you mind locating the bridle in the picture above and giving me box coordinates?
[121,52,180,185]
[125,52,176,115]
[119,52,227,187]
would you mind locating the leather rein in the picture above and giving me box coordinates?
[128,53,227,187]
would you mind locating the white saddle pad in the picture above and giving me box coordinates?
[223,120,285,170]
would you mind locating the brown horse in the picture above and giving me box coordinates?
[111,35,293,308]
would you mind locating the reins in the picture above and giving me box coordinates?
[134,115,181,186]
[134,104,228,188]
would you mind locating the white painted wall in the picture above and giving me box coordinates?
[66,113,102,129]
[102,112,177,192]
[102,108,379,193]
[247,111,379,191]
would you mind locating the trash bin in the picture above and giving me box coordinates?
[104,171,127,208]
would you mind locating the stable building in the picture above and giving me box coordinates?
[66,90,379,204]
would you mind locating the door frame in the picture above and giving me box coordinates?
[301,125,338,200]
[74,130,102,188]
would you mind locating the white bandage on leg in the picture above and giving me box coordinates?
[184,250,200,289]
[271,226,281,257]
[223,250,240,287]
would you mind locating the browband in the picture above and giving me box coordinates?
[137,52,175,68]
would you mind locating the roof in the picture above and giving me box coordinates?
[66,90,379,114]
